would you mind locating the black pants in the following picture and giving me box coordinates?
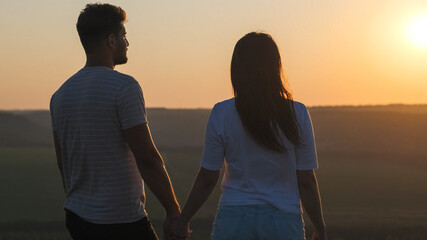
[65,209,159,240]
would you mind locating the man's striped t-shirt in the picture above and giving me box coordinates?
[50,66,148,224]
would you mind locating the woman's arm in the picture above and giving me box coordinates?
[168,167,220,239]
[297,169,327,240]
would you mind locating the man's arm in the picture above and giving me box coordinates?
[123,123,181,217]
[297,170,327,240]
[53,132,66,192]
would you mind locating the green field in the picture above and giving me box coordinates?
[1,106,427,239]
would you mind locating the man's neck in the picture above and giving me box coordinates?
[85,54,115,70]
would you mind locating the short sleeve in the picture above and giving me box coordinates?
[49,94,57,132]
[200,106,225,170]
[117,81,148,130]
[295,104,318,170]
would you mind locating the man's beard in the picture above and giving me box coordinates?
[114,55,128,65]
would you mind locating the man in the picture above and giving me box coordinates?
[50,4,183,239]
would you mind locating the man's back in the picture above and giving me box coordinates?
[50,66,148,224]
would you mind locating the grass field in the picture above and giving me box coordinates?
[0,147,426,240]
[1,105,427,239]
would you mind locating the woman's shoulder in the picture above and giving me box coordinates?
[291,100,310,120]
[292,100,307,111]
[208,98,236,122]
[212,98,235,111]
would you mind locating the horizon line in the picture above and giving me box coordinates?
[2,102,427,111]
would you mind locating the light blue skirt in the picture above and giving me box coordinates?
[211,204,305,240]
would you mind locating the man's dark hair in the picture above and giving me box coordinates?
[76,3,126,53]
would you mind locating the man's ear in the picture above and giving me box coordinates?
[107,33,116,49]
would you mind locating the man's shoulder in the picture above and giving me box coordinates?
[74,67,137,82]
[111,69,137,83]
[107,70,141,93]
[77,67,139,89]
[53,68,139,99]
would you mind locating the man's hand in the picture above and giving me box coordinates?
[163,212,180,240]
[312,229,327,240]
[166,216,191,240]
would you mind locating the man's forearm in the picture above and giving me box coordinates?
[136,153,180,215]
[298,176,326,231]
[123,124,181,215]
[58,163,66,192]
[53,132,66,192]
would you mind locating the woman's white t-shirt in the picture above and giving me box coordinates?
[200,98,318,214]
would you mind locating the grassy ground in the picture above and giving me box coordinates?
[0,147,426,239]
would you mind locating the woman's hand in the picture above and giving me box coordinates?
[165,168,219,240]
[166,217,191,240]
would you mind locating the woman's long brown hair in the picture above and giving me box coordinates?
[231,32,300,152]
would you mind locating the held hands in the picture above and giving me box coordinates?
[163,213,180,240]
[311,229,327,240]
[164,215,191,240]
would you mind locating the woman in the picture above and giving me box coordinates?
[168,32,327,240]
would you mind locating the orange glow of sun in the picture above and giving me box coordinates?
[407,15,427,48]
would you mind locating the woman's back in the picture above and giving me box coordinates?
[168,32,326,240]
[200,98,317,214]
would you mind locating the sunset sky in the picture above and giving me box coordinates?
[1,0,426,109]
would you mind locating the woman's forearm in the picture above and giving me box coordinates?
[180,168,220,222]
[297,171,326,232]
